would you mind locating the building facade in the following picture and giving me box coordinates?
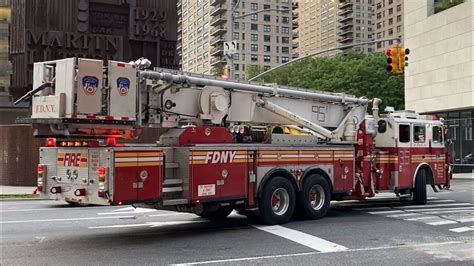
[294,0,339,57]
[404,0,473,166]
[9,0,178,98]
[338,0,376,53]
[0,0,10,97]
[178,0,294,80]
[375,0,404,51]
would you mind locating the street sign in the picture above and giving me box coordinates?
[224,41,237,55]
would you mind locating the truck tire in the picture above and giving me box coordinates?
[198,206,234,220]
[413,169,427,205]
[297,174,331,220]
[259,177,296,225]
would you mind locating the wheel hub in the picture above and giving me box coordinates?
[271,188,290,216]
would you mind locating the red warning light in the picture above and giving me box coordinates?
[98,167,106,175]
[37,164,44,172]
[46,138,56,147]
[106,137,116,146]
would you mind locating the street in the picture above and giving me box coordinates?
[1,179,473,266]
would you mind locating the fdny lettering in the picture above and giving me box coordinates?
[204,151,237,164]
[64,153,82,167]
[35,104,55,113]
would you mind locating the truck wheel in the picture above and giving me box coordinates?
[413,170,427,205]
[198,206,234,220]
[297,174,331,220]
[259,177,296,225]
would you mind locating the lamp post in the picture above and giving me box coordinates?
[226,0,290,79]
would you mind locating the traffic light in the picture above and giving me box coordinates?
[399,48,410,71]
[221,65,229,80]
[385,47,399,74]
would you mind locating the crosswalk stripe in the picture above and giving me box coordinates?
[449,226,474,233]
[368,210,404,214]
[426,220,458,226]
[385,213,420,218]
[421,209,474,215]
[395,203,473,209]
[254,225,348,253]
[404,216,438,221]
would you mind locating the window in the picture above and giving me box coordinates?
[233,53,240,60]
[264,65,271,71]
[388,8,393,15]
[251,3,258,10]
[251,14,258,21]
[397,15,402,22]
[264,35,271,42]
[282,56,289,63]
[264,55,271,62]
[234,64,239,71]
[282,47,289,54]
[264,45,271,52]
[251,44,258,51]
[389,18,393,25]
[251,54,258,61]
[264,25,271,32]
[397,4,402,12]
[251,24,258,31]
[233,32,240,39]
[264,15,271,22]
[433,126,443,144]
[378,120,387,134]
[251,34,258,41]
[397,25,401,33]
[414,125,426,143]
[282,37,289,44]
[281,27,289,34]
[282,17,289,23]
[264,4,270,9]
[234,22,240,30]
[399,125,410,143]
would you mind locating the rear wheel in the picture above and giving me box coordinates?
[198,206,234,220]
[413,170,427,205]
[297,174,331,219]
[259,177,296,225]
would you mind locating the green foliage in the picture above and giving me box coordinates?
[260,50,405,111]
[211,62,226,76]
[247,65,263,80]
[435,0,465,14]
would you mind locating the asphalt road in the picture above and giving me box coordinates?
[1,180,473,266]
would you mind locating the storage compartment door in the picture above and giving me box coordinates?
[113,152,138,202]
[136,151,164,201]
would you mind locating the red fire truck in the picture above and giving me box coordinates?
[20,58,451,225]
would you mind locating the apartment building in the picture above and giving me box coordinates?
[294,0,339,57]
[338,0,375,53]
[0,0,10,97]
[178,0,294,80]
[375,0,403,51]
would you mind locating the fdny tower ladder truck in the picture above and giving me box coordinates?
[19,57,451,225]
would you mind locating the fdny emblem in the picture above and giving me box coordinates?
[117,77,130,96]
[82,76,99,95]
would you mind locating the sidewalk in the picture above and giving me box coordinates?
[453,172,474,179]
[0,186,37,196]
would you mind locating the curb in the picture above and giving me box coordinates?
[0,194,41,201]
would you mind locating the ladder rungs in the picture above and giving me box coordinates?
[163,187,183,193]
[163,178,183,185]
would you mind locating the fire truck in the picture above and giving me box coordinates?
[19,58,451,225]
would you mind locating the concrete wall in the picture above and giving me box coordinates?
[404,0,474,113]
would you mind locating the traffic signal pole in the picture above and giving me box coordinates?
[248,37,402,82]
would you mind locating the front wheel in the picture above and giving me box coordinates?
[258,177,296,225]
[297,174,331,220]
[413,170,427,205]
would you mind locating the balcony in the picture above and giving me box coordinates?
[339,35,354,43]
[292,11,299,18]
[177,25,182,33]
[210,25,227,36]
[178,17,182,25]
[210,45,224,56]
[338,29,353,37]
[338,20,353,29]
[292,29,299,39]
[177,33,182,41]
[176,42,182,50]
[292,2,299,10]
[338,1,353,9]
[210,57,226,66]
[210,5,227,16]
[338,8,352,16]
[210,15,227,26]
[211,0,226,6]
[210,36,225,46]
[177,8,182,16]
[338,14,353,23]
[177,0,181,8]
[292,42,299,48]
[292,20,298,28]
[293,52,299,59]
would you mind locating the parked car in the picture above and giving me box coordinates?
[455,153,473,164]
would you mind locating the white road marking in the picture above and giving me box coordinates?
[449,226,474,233]
[457,217,474,223]
[254,225,348,253]
[426,220,458,226]
[404,216,438,221]
[148,213,194,217]
[88,220,204,229]
[352,207,391,211]
[385,213,421,218]
[173,241,462,265]
[421,209,474,215]
[0,215,135,224]
[0,206,122,212]
[98,207,157,215]
[368,210,404,214]
[395,203,473,209]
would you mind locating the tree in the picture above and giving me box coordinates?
[247,65,263,80]
[261,50,405,111]
[211,62,226,77]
